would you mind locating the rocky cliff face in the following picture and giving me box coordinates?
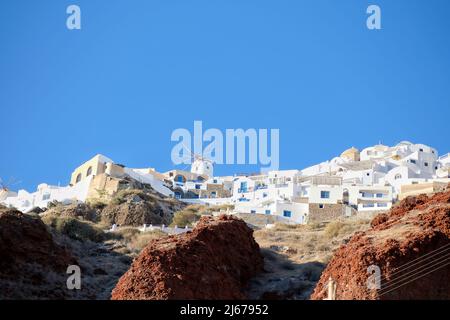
[0,207,77,299]
[111,215,263,300]
[311,188,450,300]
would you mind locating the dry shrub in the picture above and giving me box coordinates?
[323,221,346,239]
[42,214,106,242]
[111,189,156,205]
[87,198,108,210]
[128,230,166,251]
[324,218,371,240]
[170,205,205,227]
[273,223,305,232]
[108,226,167,252]
[111,227,141,242]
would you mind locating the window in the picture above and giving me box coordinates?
[265,210,271,215]
[175,175,185,183]
[86,166,93,177]
[239,182,248,193]
[435,166,438,170]
[213,179,217,183]
[377,203,388,207]
[283,210,292,218]
[75,173,82,183]
[366,173,370,176]
[363,203,375,208]
[42,193,50,201]
[174,192,182,199]
[319,204,324,209]
[320,191,330,199]
[263,193,268,198]
[410,159,416,164]
[376,193,384,198]
[395,174,402,180]
[195,184,201,189]
[211,191,217,198]
[251,210,256,214]
[419,148,424,152]
[424,162,429,167]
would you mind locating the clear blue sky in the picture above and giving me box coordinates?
[1,0,449,191]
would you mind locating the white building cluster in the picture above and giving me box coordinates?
[1,141,449,224]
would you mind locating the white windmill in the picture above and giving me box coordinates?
[178,144,214,178]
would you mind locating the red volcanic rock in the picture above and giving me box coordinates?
[0,208,77,299]
[311,188,450,300]
[111,215,263,300]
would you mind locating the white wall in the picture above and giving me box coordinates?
[124,168,174,197]
[3,177,93,213]
[309,185,343,204]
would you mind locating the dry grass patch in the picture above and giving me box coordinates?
[42,214,107,242]
[254,217,372,264]
[127,230,166,252]
[109,227,167,252]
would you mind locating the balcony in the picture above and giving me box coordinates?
[358,192,388,200]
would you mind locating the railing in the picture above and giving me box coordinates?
[359,193,388,199]
[140,224,192,235]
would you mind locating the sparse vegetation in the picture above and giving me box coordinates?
[42,214,107,242]
[127,230,166,251]
[254,217,371,264]
[170,205,203,227]
[87,198,109,210]
[112,227,141,241]
[323,221,345,239]
[109,227,167,252]
[47,200,62,209]
[110,189,156,205]
[247,216,373,299]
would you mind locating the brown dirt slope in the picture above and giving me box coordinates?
[111,214,263,299]
[0,207,77,299]
[101,190,185,227]
[311,188,450,300]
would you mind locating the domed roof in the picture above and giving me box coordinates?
[341,147,359,155]
[396,141,413,147]
[373,144,389,151]
[340,147,360,161]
